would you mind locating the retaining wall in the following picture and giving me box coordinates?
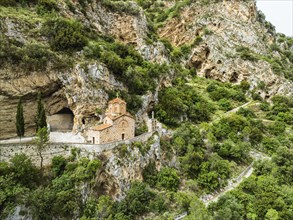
[0,132,154,166]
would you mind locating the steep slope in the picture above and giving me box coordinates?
[157,0,292,95]
[0,0,292,140]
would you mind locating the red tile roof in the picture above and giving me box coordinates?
[108,98,126,104]
[91,124,112,131]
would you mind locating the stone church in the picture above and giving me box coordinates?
[87,97,135,144]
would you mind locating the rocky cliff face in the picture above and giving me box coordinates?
[0,0,292,139]
[158,0,292,96]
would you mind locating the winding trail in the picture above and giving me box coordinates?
[201,151,270,206]
[174,151,270,219]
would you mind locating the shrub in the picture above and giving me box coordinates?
[10,154,40,188]
[260,101,270,111]
[21,43,55,71]
[218,98,232,111]
[142,161,158,187]
[156,86,215,126]
[268,121,286,135]
[157,167,180,191]
[209,87,231,101]
[52,156,67,177]
[37,0,59,13]
[251,91,263,101]
[239,80,250,92]
[117,182,154,217]
[0,0,17,6]
[276,112,293,125]
[212,114,249,140]
[236,46,259,62]
[101,51,126,75]
[236,107,256,118]
[44,18,87,51]
[262,137,280,154]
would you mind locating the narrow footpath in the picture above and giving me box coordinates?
[174,151,270,220]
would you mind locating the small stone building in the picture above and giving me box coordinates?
[87,98,135,144]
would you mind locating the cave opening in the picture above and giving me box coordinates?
[47,107,74,132]
[230,72,238,83]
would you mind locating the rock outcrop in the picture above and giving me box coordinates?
[0,0,292,139]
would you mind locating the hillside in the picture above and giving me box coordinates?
[0,0,292,219]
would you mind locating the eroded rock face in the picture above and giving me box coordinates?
[0,62,125,139]
[97,134,161,200]
[0,0,292,139]
[159,0,293,96]
[0,69,63,139]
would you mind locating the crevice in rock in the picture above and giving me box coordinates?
[230,72,238,83]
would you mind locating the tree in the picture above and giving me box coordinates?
[187,197,211,220]
[36,92,47,132]
[35,127,49,169]
[10,153,39,188]
[265,208,279,220]
[96,195,114,219]
[16,98,25,140]
[157,167,180,191]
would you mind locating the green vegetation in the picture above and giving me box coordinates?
[16,98,25,139]
[34,127,49,169]
[155,83,215,127]
[35,92,47,132]
[1,1,293,219]
[236,44,293,81]
[44,17,87,52]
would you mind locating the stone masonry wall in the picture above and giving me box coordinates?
[0,132,154,166]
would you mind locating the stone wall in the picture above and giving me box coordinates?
[0,132,154,166]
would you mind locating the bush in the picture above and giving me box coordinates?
[44,18,87,51]
[260,101,270,111]
[117,182,154,217]
[10,154,40,188]
[276,112,293,125]
[21,43,55,71]
[157,167,180,191]
[142,161,158,187]
[212,114,249,140]
[236,107,256,118]
[101,51,126,75]
[218,98,232,111]
[251,91,263,101]
[37,0,59,13]
[156,85,215,127]
[52,156,67,177]
[239,80,250,92]
[236,46,259,62]
[209,87,231,101]
[268,121,286,135]
[0,0,17,6]
[262,137,280,154]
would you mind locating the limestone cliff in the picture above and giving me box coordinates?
[0,0,292,139]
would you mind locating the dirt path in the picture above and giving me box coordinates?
[201,150,270,206]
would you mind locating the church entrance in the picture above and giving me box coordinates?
[122,133,125,140]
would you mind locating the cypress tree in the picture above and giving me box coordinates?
[16,98,25,139]
[36,92,47,132]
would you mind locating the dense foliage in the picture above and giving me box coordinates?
[0,0,292,219]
